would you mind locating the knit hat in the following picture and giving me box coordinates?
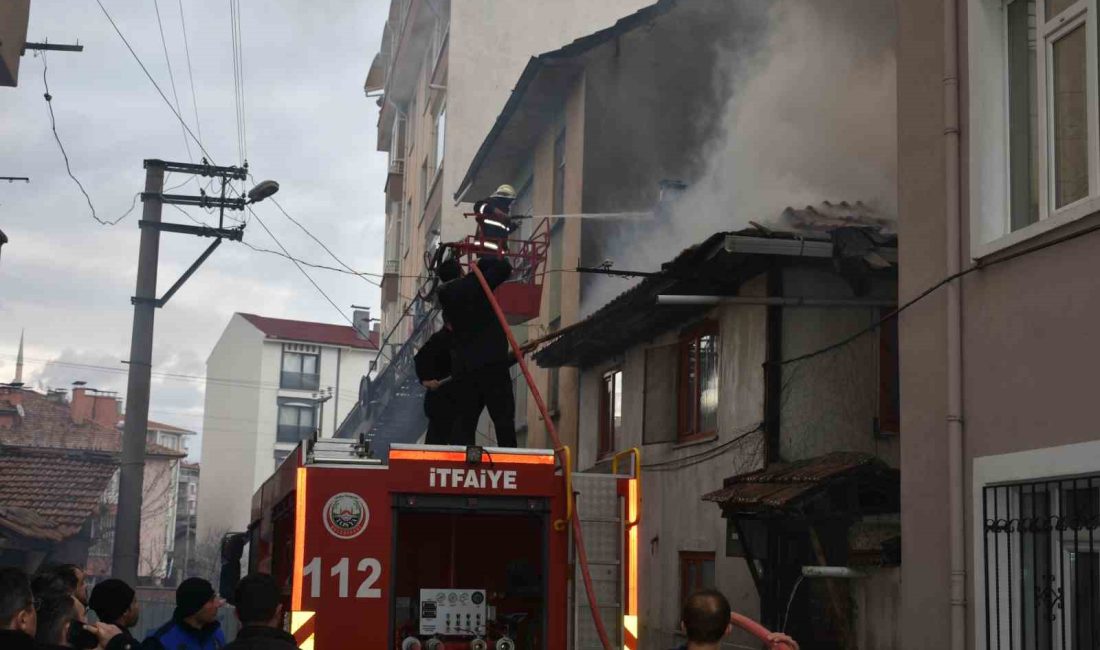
[175,578,216,619]
[89,579,135,624]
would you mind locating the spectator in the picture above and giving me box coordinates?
[32,565,87,606]
[144,578,225,650]
[89,580,140,645]
[0,567,37,649]
[35,593,121,650]
[673,589,798,650]
[222,574,298,650]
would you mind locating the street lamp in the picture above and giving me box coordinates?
[246,180,280,204]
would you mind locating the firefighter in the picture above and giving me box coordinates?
[473,184,520,251]
[414,322,460,444]
[436,254,517,447]
[672,590,799,650]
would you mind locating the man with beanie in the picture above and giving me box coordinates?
[222,574,297,650]
[89,580,139,645]
[145,578,225,650]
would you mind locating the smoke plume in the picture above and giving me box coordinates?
[581,0,897,315]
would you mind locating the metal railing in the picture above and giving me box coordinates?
[983,474,1099,649]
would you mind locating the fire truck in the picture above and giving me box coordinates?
[226,214,789,650]
[242,438,639,649]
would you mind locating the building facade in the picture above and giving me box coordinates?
[898,1,1100,648]
[197,313,376,540]
[537,227,901,649]
[173,462,199,585]
[367,0,652,393]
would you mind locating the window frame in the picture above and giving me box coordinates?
[598,368,623,459]
[971,0,1100,257]
[679,550,717,606]
[677,320,720,442]
[280,348,320,391]
[276,397,318,443]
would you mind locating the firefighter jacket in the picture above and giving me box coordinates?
[438,256,513,375]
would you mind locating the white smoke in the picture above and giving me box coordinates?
[581,0,897,315]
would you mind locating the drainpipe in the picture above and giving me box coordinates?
[943,0,967,647]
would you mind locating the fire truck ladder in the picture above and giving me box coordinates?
[470,264,620,650]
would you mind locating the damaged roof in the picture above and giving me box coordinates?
[702,451,899,517]
[534,222,896,368]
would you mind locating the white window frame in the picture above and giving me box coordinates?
[970,0,1100,257]
[971,438,1100,650]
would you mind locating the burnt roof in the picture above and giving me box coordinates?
[534,224,896,368]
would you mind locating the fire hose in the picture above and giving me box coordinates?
[469,263,617,650]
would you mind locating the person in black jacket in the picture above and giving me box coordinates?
[0,567,37,650]
[436,255,517,447]
[88,580,139,648]
[222,574,298,650]
[414,324,460,444]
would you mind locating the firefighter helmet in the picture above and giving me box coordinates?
[491,184,517,200]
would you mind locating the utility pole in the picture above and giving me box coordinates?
[112,159,276,583]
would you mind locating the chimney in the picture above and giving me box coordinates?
[0,385,24,430]
[70,385,122,429]
[353,309,373,341]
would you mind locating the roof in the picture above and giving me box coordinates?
[147,420,195,435]
[0,390,185,458]
[240,313,379,350]
[702,452,899,517]
[0,447,117,540]
[456,0,676,201]
[535,220,897,367]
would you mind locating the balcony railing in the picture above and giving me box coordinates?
[280,371,320,391]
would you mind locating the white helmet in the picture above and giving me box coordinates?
[491,184,517,200]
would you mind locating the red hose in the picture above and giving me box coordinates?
[470,264,616,650]
[730,612,796,649]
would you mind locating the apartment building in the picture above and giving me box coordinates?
[368,0,652,354]
[898,1,1100,648]
[197,313,376,540]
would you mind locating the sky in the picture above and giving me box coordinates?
[0,0,391,460]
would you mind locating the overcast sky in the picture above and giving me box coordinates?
[0,0,390,459]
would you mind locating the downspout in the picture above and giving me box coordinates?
[943,0,967,647]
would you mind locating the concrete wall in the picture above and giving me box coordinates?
[138,457,180,580]
[0,0,30,86]
[574,275,769,649]
[779,266,899,467]
[197,315,266,541]
[899,0,1100,647]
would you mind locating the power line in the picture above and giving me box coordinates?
[234,0,248,163]
[177,0,203,148]
[39,52,137,226]
[247,206,355,326]
[268,196,383,288]
[95,0,216,164]
[152,0,193,162]
[642,423,763,472]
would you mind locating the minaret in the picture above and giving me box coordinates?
[13,329,23,384]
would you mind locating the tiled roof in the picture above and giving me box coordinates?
[0,447,117,539]
[0,391,185,458]
[240,313,379,350]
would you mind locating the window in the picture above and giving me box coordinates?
[433,103,446,173]
[598,369,623,458]
[277,398,317,443]
[679,551,716,605]
[678,321,719,441]
[878,309,900,435]
[553,129,566,216]
[281,347,320,390]
[403,197,412,257]
[972,0,1100,253]
[421,156,431,214]
[982,474,1099,649]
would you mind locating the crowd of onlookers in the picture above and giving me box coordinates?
[0,564,297,650]
[1,563,796,650]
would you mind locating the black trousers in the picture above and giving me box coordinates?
[454,365,517,448]
[423,390,458,445]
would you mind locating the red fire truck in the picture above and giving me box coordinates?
[243,439,640,650]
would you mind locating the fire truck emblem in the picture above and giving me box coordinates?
[322,492,369,539]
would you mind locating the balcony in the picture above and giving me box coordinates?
[280,371,320,391]
[381,259,400,305]
[385,158,405,200]
[277,424,316,444]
